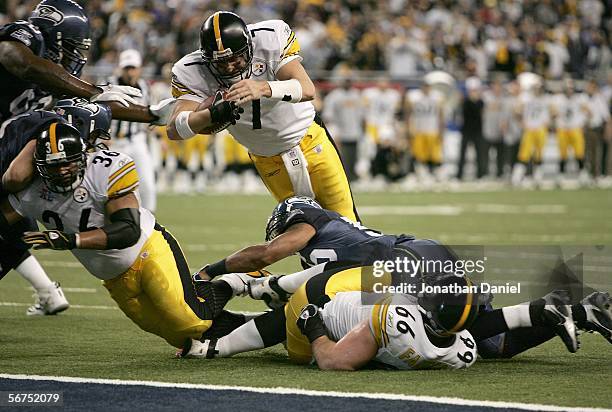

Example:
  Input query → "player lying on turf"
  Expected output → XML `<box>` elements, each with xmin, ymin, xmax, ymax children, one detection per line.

<box><xmin>193</xmin><ymin>196</ymin><xmax>612</xmax><ymax>359</ymax></box>
<box><xmin>0</xmin><ymin>122</ymin><xmax>246</xmax><ymax>348</ymax></box>
<box><xmin>182</xmin><ymin>263</ymin><xmax>610</xmax><ymax>370</ymax></box>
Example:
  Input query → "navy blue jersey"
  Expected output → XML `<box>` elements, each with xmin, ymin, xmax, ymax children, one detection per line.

<box><xmin>280</xmin><ymin>205</ymin><xmax>404</xmax><ymax>267</ymax></box>
<box><xmin>0</xmin><ymin>22</ymin><xmax>52</xmax><ymax>123</ymax></box>
<box><xmin>0</xmin><ymin>110</ymin><xmax>65</xmax><ymax>194</ymax></box>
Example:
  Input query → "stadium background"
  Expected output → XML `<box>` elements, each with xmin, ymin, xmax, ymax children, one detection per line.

<box><xmin>1</xmin><ymin>1</ymin><xmax>611</xmax><ymax>411</ymax></box>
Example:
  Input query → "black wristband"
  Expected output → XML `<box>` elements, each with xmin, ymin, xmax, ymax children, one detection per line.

<box><xmin>205</xmin><ymin>259</ymin><xmax>228</xmax><ymax>278</ymax></box>
<box><xmin>304</xmin><ymin>318</ymin><xmax>328</xmax><ymax>343</ymax></box>
<box><xmin>66</xmin><ymin>233</ymin><xmax>77</xmax><ymax>249</ymax></box>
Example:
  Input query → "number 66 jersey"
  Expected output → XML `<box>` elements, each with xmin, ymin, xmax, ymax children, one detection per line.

<box><xmin>9</xmin><ymin>150</ymin><xmax>155</xmax><ymax>280</ymax></box>
<box><xmin>320</xmin><ymin>291</ymin><xmax>477</xmax><ymax>370</ymax></box>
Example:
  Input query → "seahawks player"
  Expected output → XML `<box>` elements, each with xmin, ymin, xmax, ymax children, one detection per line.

<box><xmin>0</xmin><ymin>122</ymin><xmax>243</xmax><ymax>348</ymax></box>
<box><xmin>0</xmin><ymin>0</ymin><xmax>173</xmax><ymax>127</ymax></box>
<box><xmin>1</xmin><ymin>100</ymin><xmax>111</xmax><ymax>315</ymax></box>
<box><xmin>0</xmin><ymin>110</ymin><xmax>70</xmax><ymax>315</ymax></box>
<box><xmin>193</xmin><ymin>196</ymin><xmax>610</xmax><ymax>358</ymax></box>
<box><xmin>168</xmin><ymin>11</ymin><xmax>359</xmax><ymax>221</ymax></box>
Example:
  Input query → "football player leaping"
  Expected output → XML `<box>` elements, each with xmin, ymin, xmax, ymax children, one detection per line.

<box><xmin>0</xmin><ymin>122</ymin><xmax>245</xmax><ymax>348</ymax></box>
<box><xmin>189</xmin><ymin>196</ymin><xmax>611</xmax><ymax>360</ymax></box>
<box><xmin>167</xmin><ymin>11</ymin><xmax>359</xmax><ymax>221</ymax></box>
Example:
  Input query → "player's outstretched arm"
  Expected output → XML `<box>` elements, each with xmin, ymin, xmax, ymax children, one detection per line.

<box><xmin>199</xmin><ymin>223</ymin><xmax>315</xmax><ymax>279</ymax></box>
<box><xmin>1</xmin><ymin>140</ymin><xmax>36</xmax><ymax>193</ymax></box>
<box><xmin>0</xmin><ymin>41</ymin><xmax>159</xmax><ymax>124</ymax></box>
<box><xmin>298</xmin><ymin>305</ymin><xmax>378</xmax><ymax>371</ymax></box>
<box><xmin>23</xmin><ymin>193</ymin><xmax>141</xmax><ymax>251</ymax></box>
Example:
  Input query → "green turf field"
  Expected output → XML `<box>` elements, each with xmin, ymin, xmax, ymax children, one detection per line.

<box><xmin>1</xmin><ymin>189</ymin><xmax>611</xmax><ymax>409</ymax></box>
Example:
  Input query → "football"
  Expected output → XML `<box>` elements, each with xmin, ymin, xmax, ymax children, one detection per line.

<box><xmin>195</xmin><ymin>92</ymin><xmax>232</xmax><ymax>135</ymax></box>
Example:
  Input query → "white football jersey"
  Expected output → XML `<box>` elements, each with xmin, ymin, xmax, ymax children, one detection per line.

<box><xmin>9</xmin><ymin>150</ymin><xmax>155</xmax><ymax>280</ymax></box>
<box><xmin>520</xmin><ymin>92</ymin><xmax>550</xmax><ymax>130</ymax></box>
<box><xmin>362</xmin><ymin>87</ymin><xmax>401</xmax><ymax>127</ymax></box>
<box><xmin>171</xmin><ymin>20</ymin><xmax>316</xmax><ymax>156</ymax></box>
<box><xmin>406</xmin><ymin>89</ymin><xmax>443</xmax><ymax>134</ymax></box>
<box><xmin>551</xmin><ymin>93</ymin><xmax>588</xmax><ymax>130</ymax></box>
<box><xmin>320</xmin><ymin>291</ymin><xmax>477</xmax><ymax>370</ymax></box>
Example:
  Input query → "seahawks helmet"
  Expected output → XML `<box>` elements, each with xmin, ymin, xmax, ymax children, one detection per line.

<box><xmin>200</xmin><ymin>11</ymin><xmax>253</xmax><ymax>87</ymax></box>
<box><xmin>29</xmin><ymin>0</ymin><xmax>91</xmax><ymax>76</ymax></box>
<box><xmin>418</xmin><ymin>275</ymin><xmax>480</xmax><ymax>336</ymax></box>
<box><xmin>265</xmin><ymin>196</ymin><xmax>322</xmax><ymax>241</ymax></box>
<box><xmin>35</xmin><ymin>122</ymin><xmax>87</xmax><ymax>193</ymax></box>
<box><xmin>54</xmin><ymin>98</ymin><xmax>111</xmax><ymax>149</ymax></box>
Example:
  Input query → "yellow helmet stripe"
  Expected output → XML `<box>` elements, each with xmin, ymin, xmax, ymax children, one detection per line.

<box><xmin>213</xmin><ymin>12</ymin><xmax>224</xmax><ymax>51</ymax></box>
<box><xmin>49</xmin><ymin>122</ymin><xmax>59</xmax><ymax>154</ymax></box>
<box><xmin>448</xmin><ymin>278</ymin><xmax>474</xmax><ymax>333</ymax></box>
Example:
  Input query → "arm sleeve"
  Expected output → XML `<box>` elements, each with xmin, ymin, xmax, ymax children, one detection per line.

<box><xmin>283</xmin><ymin>207</ymin><xmax>332</xmax><ymax>233</ymax></box>
<box><xmin>275</xmin><ymin>21</ymin><xmax>302</xmax><ymax>73</ymax></box>
<box><xmin>106</xmin><ymin>154</ymin><xmax>140</xmax><ymax>199</ymax></box>
<box><xmin>0</xmin><ymin>22</ymin><xmax>45</xmax><ymax>56</ymax></box>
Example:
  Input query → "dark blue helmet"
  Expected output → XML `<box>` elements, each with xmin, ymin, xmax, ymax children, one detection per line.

<box><xmin>53</xmin><ymin>98</ymin><xmax>111</xmax><ymax>149</ymax></box>
<box><xmin>265</xmin><ymin>196</ymin><xmax>322</xmax><ymax>241</ymax></box>
<box><xmin>28</xmin><ymin>0</ymin><xmax>91</xmax><ymax>77</ymax></box>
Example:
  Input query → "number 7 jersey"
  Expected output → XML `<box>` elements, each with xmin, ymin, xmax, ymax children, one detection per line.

<box><xmin>171</xmin><ymin>19</ymin><xmax>316</xmax><ymax>156</ymax></box>
<box><xmin>9</xmin><ymin>150</ymin><xmax>155</xmax><ymax>280</ymax></box>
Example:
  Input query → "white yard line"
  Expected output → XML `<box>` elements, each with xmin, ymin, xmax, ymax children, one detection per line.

<box><xmin>0</xmin><ymin>302</ymin><xmax>118</xmax><ymax>310</ymax></box>
<box><xmin>0</xmin><ymin>374</ymin><xmax>608</xmax><ymax>412</ymax></box>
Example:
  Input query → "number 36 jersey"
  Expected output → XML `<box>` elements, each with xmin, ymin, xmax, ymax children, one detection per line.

<box><xmin>9</xmin><ymin>150</ymin><xmax>155</xmax><ymax>280</ymax></box>
<box><xmin>171</xmin><ymin>20</ymin><xmax>316</xmax><ymax>156</ymax></box>
<box><xmin>320</xmin><ymin>292</ymin><xmax>477</xmax><ymax>370</ymax></box>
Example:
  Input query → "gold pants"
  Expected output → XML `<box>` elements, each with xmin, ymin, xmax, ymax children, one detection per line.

<box><xmin>557</xmin><ymin>128</ymin><xmax>585</xmax><ymax>160</ymax></box>
<box><xmin>103</xmin><ymin>226</ymin><xmax>212</xmax><ymax>348</ymax></box>
<box><xmin>249</xmin><ymin>121</ymin><xmax>358</xmax><ymax>222</ymax></box>
<box><xmin>284</xmin><ymin>266</ymin><xmax>391</xmax><ymax>363</ymax></box>
<box><xmin>518</xmin><ymin>128</ymin><xmax>547</xmax><ymax>163</ymax></box>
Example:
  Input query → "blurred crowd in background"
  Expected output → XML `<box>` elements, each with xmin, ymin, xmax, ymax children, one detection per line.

<box><xmin>2</xmin><ymin>0</ymin><xmax>610</xmax><ymax>80</ymax></box>
<box><xmin>1</xmin><ymin>0</ymin><xmax>611</xmax><ymax>193</ymax></box>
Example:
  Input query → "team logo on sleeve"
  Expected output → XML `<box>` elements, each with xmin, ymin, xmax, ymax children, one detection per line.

<box><xmin>10</xmin><ymin>29</ymin><xmax>33</xmax><ymax>46</ymax></box>
<box><xmin>73</xmin><ymin>186</ymin><xmax>89</xmax><ymax>203</ymax></box>
<box><xmin>252</xmin><ymin>61</ymin><xmax>267</xmax><ymax>76</ymax></box>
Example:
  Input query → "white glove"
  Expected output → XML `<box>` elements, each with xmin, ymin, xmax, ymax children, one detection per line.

<box><xmin>148</xmin><ymin>97</ymin><xmax>176</xmax><ymax>126</ymax></box>
<box><xmin>90</xmin><ymin>84</ymin><xmax>143</xmax><ymax>107</ymax></box>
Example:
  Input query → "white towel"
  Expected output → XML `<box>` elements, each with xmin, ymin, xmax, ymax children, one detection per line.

<box><xmin>281</xmin><ymin>145</ymin><xmax>315</xmax><ymax>199</ymax></box>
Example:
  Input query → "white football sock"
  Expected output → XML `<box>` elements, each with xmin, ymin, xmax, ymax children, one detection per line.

<box><xmin>15</xmin><ymin>256</ymin><xmax>54</xmax><ymax>292</ymax></box>
<box><xmin>277</xmin><ymin>264</ymin><xmax>327</xmax><ymax>293</ymax></box>
<box><xmin>502</xmin><ymin>304</ymin><xmax>532</xmax><ymax>329</ymax></box>
<box><xmin>216</xmin><ymin>320</ymin><xmax>264</xmax><ymax>357</ymax></box>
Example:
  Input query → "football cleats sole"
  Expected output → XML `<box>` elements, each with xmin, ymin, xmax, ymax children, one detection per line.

<box><xmin>541</xmin><ymin>290</ymin><xmax>579</xmax><ymax>353</ymax></box>
<box><xmin>248</xmin><ymin>276</ymin><xmax>290</xmax><ymax>309</ymax></box>
<box><xmin>581</xmin><ymin>291</ymin><xmax>612</xmax><ymax>344</ymax></box>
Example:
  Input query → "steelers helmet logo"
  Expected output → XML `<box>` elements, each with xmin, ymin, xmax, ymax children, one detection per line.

<box><xmin>252</xmin><ymin>61</ymin><xmax>267</xmax><ymax>76</ymax></box>
<box><xmin>73</xmin><ymin>186</ymin><xmax>89</xmax><ymax>203</ymax></box>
